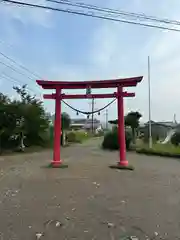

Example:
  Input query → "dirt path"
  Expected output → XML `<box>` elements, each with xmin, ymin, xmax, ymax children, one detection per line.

<box><xmin>0</xmin><ymin>138</ymin><xmax>180</xmax><ymax>239</ymax></box>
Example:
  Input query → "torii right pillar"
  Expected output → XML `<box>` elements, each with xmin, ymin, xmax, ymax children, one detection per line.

<box><xmin>117</xmin><ymin>86</ymin><xmax>128</xmax><ymax>166</ymax></box>
<box><xmin>110</xmin><ymin>86</ymin><xmax>134</xmax><ymax>171</ymax></box>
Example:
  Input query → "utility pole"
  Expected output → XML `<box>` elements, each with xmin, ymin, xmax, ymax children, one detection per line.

<box><xmin>148</xmin><ymin>56</ymin><xmax>152</xmax><ymax>148</ymax></box>
<box><xmin>174</xmin><ymin>113</ymin><xmax>177</xmax><ymax>124</ymax></box>
<box><xmin>105</xmin><ymin>109</ymin><xmax>108</xmax><ymax>130</ymax></box>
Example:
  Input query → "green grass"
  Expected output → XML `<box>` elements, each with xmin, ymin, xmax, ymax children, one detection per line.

<box><xmin>136</xmin><ymin>142</ymin><xmax>180</xmax><ymax>158</ymax></box>
<box><xmin>67</xmin><ymin>130</ymin><xmax>92</xmax><ymax>143</ymax></box>
<box><xmin>137</xmin><ymin>143</ymin><xmax>180</xmax><ymax>154</ymax></box>
<box><xmin>74</xmin><ymin>131</ymin><xmax>90</xmax><ymax>143</ymax></box>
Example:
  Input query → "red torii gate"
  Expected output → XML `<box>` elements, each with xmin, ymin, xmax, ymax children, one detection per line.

<box><xmin>37</xmin><ymin>76</ymin><xmax>143</xmax><ymax>169</ymax></box>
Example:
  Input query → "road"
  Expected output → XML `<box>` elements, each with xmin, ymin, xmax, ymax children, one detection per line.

<box><xmin>0</xmin><ymin>138</ymin><xmax>180</xmax><ymax>239</ymax></box>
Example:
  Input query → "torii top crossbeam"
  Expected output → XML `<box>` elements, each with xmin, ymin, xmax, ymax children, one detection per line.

<box><xmin>36</xmin><ymin>76</ymin><xmax>143</xmax><ymax>89</ymax></box>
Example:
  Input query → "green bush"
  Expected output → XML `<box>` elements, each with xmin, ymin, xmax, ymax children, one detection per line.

<box><xmin>0</xmin><ymin>86</ymin><xmax>50</xmax><ymax>153</ymax></box>
<box><xmin>67</xmin><ymin>131</ymin><xmax>89</xmax><ymax>143</ymax></box>
<box><xmin>49</xmin><ymin>125</ymin><xmax>64</xmax><ymax>146</ymax></box>
<box><xmin>102</xmin><ymin>131</ymin><xmax>119</xmax><ymax>150</ymax></box>
<box><xmin>126</xmin><ymin>131</ymin><xmax>132</xmax><ymax>150</ymax></box>
<box><xmin>67</xmin><ymin>131</ymin><xmax>77</xmax><ymax>142</ymax></box>
<box><xmin>49</xmin><ymin>125</ymin><xmax>54</xmax><ymax>144</ymax></box>
<box><xmin>171</xmin><ymin>132</ymin><xmax>180</xmax><ymax>146</ymax></box>
<box><xmin>102</xmin><ymin>128</ymin><xmax>132</xmax><ymax>150</ymax></box>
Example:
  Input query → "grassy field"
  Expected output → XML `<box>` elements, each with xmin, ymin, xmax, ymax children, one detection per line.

<box><xmin>67</xmin><ymin>130</ymin><xmax>93</xmax><ymax>143</ymax></box>
<box><xmin>138</xmin><ymin>143</ymin><xmax>180</xmax><ymax>154</ymax></box>
<box><xmin>135</xmin><ymin>138</ymin><xmax>180</xmax><ymax>158</ymax></box>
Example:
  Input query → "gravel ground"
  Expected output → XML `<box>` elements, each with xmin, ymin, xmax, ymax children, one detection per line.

<box><xmin>0</xmin><ymin>138</ymin><xmax>180</xmax><ymax>239</ymax></box>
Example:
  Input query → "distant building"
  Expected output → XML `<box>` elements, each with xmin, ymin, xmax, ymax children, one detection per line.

<box><xmin>70</xmin><ymin>118</ymin><xmax>102</xmax><ymax>132</ymax></box>
<box><xmin>139</xmin><ymin>121</ymin><xmax>180</xmax><ymax>141</ymax></box>
<box><xmin>50</xmin><ymin>114</ymin><xmax>102</xmax><ymax>132</ymax></box>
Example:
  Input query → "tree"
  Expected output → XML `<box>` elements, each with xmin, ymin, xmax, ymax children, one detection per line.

<box><xmin>102</xmin><ymin>128</ymin><xmax>132</xmax><ymax>150</ymax></box>
<box><xmin>125</xmin><ymin>111</ymin><xmax>142</xmax><ymax>143</ymax></box>
<box><xmin>13</xmin><ymin>85</ymin><xmax>50</xmax><ymax>148</ymax></box>
<box><xmin>108</xmin><ymin>111</ymin><xmax>142</xmax><ymax>142</ymax></box>
<box><xmin>61</xmin><ymin>112</ymin><xmax>71</xmax><ymax>146</ymax></box>
<box><xmin>171</xmin><ymin>132</ymin><xmax>180</xmax><ymax>146</ymax></box>
<box><xmin>0</xmin><ymin>85</ymin><xmax>51</xmax><ymax>153</ymax></box>
<box><xmin>0</xmin><ymin>93</ymin><xmax>11</xmax><ymax>152</ymax></box>
<box><xmin>61</xmin><ymin>112</ymin><xmax>71</xmax><ymax>130</ymax></box>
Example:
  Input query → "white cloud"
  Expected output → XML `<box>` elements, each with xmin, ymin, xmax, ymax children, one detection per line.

<box><xmin>2</xmin><ymin>0</ymin><xmax>180</xmax><ymax>122</ymax></box>
<box><xmin>43</xmin><ymin>0</ymin><xmax>180</xmax><ymax>122</ymax></box>
<box><xmin>0</xmin><ymin>0</ymin><xmax>53</xmax><ymax>27</ymax></box>
<box><xmin>84</xmin><ymin>0</ymin><xmax>180</xmax><ymax>122</ymax></box>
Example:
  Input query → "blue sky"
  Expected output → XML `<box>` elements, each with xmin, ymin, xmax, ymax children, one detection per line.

<box><xmin>1</xmin><ymin>0</ymin><xmax>180</xmax><ymax>123</ymax></box>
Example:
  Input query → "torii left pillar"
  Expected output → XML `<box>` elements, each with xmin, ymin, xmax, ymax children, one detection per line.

<box><xmin>117</xmin><ymin>86</ymin><xmax>128</xmax><ymax>166</ymax></box>
<box><xmin>50</xmin><ymin>88</ymin><xmax>68</xmax><ymax>168</ymax></box>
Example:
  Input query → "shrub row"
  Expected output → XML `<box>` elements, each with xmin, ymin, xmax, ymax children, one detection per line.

<box><xmin>136</xmin><ymin>148</ymin><xmax>180</xmax><ymax>159</ymax></box>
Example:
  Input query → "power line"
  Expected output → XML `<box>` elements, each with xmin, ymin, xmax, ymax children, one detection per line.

<box><xmin>0</xmin><ymin>60</ymin><xmax>42</xmax><ymax>94</ymax></box>
<box><xmin>0</xmin><ymin>43</ymin><xmax>102</xmax><ymax>110</ymax></box>
<box><xmin>1</xmin><ymin>72</ymin><xmax>43</xmax><ymax>102</ymax></box>
<box><xmin>47</xmin><ymin>0</ymin><xmax>180</xmax><ymax>26</ymax></box>
<box><xmin>0</xmin><ymin>39</ymin><xmax>43</xmax><ymax>80</ymax></box>
<box><xmin>0</xmin><ymin>43</ymin><xmax>43</xmax><ymax>97</ymax></box>
<box><xmin>0</xmin><ymin>39</ymin><xmax>44</xmax><ymax>95</ymax></box>
<box><xmin>2</xmin><ymin>0</ymin><xmax>180</xmax><ymax>32</ymax></box>
<box><xmin>0</xmin><ymin>50</ymin><xmax>42</xmax><ymax>79</ymax></box>
<box><xmin>1</xmin><ymin>73</ymin><xmax>37</xmax><ymax>93</ymax></box>
<box><xmin>2</xmin><ymin>72</ymin><xmax>39</xmax><ymax>93</ymax></box>
<box><xmin>2</xmin><ymin>72</ymin><xmax>27</xmax><ymax>86</ymax></box>
<box><xmin>0</xmin><ymin>60</ymin><xmax>37</xmax><ymax>83</ymax></box>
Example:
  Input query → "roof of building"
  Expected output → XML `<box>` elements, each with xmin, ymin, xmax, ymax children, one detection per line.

<box><xmin>71</xmin><ymin>118</ymin><xmax>100</xmax><ymax>124</ymax></box>
<box><xmin>70</xmin><ymin>124</ymin><xmax>85</xmax><ymax>128</ymax></box>
<box><xmin>144</xmin><ymin>121</ymin><xmax>178</xmax><ymax>128</ymax></box>
<box><xmin>109</xmin><ymin>120</ymin><xmax>180</xmax><ymax>129</ymax></box>
<box><xmin>71</xmin><ymin>118</ymin><xmax>87</xmax><ymax>124</ymax></box>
